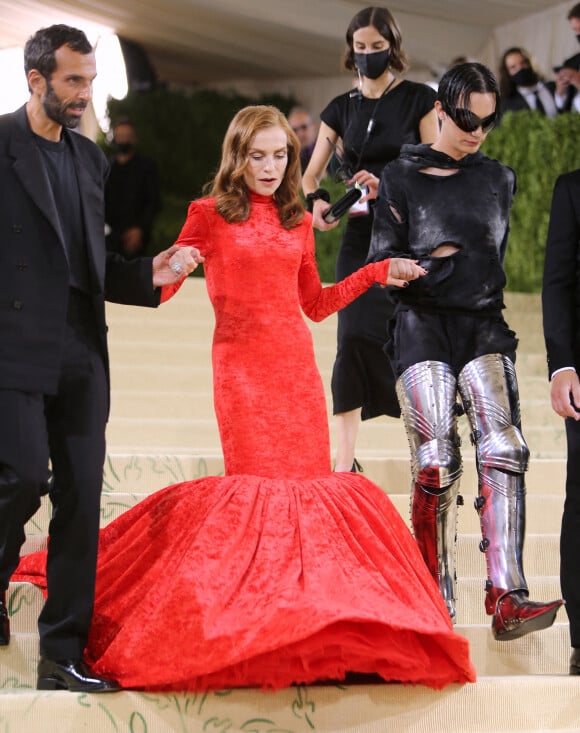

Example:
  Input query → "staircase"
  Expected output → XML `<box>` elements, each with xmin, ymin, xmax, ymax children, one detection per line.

<box><xmin>2</xmin><ymin>279</ymin><xmax>579</xmax><ymax>733</ymax></box>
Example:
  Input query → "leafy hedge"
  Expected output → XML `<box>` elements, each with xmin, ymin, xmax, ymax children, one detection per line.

<box><xmin>483</xmin><ymin>111</ymin><xmax>580</xmax><ymax>292</ymax></box>
<box><xmin>103</xmin><ymin>90</ymin><xmax>580</xmax><ymax>292</ymax></box>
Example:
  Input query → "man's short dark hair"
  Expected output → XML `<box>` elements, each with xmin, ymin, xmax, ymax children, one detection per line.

<box><xmin>568</xmin><ymin>3</ymin><xmax>580</xmax><ymax>20</ymax></box>
<box><xmin>24</xmin><ymin>24</ymin><xmax>93</xmax><ymax>81</ymax></box>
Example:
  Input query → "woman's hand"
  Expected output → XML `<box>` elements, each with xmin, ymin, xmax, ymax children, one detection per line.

<box><xmin>386</xmin><ymin>258</ymin><xmax>426</xmax><ymax>288</ymax></box>
<box><xmin>152</xmin><ymin>245</ymin><xmax>204</xmax><ymax>287</ymax></box>
<box><xmin>350</xmin><ymin>169</ymin><xmax>379</xmax><ymax>202</ymax></box>
<box><xmin>311</xmin><ymin>198</ymin><xmax>340</xmax><ymax>231</ymax></box>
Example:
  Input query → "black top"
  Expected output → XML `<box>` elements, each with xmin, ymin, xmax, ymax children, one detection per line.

<box><xmin>320</xmin><ymin>80</ymin><xmax>436</xmax><ymax>178</ymax></box>
<box><xmin>35</xmin><ymin>133</ymin><xmax>91</xmax><ymax>294</ymax></box>
<box><xmin>368</xmin><ymin>143</ymin><xmax>516</xmax><ymax>314</ymax></box>
<box><xmin>105</xmin><ymin>153</ymin><xmax>160</xmax><ymax>244</ymax></box>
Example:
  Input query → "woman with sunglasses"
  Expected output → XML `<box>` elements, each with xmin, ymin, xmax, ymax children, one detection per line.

<box><xmin>302</xmin><ymin>6</ymin><xmax>437</xmax><ymax>473</ymax></box>
<box><xmin>368</xmin><ymin>61</ymin><xmax>563</xmax><ymax>639</ymax></box>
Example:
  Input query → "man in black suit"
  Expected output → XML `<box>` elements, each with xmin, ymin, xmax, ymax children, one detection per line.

<box><xmin>554</xmin><ymin>3</ymin><xmax>580</xmax><ymax>112</ymax></box>
<box><xmin>542</xmin><ymin>168</ymin><xmax>580</xmax><ymax>675</ymax></box>
<box><xmin>0</xmin><ymin>25</ymin><xmax>200</xmax><ymax>692</ymax></box>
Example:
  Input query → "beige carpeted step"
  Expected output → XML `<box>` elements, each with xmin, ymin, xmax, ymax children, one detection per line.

<box><xmin>1</xmin><ymin>676</ymin><xmax>579</xmax><ymax>733</ymax></box>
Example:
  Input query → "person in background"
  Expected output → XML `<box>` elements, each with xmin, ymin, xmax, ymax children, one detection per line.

<box><xmin>105</xmin><ymin>118</ymin><xmax>161</xmax><ymax>258</ymax></box>
<box><xmin>303</xmin><ymin>5</ymin><xmax>438</xmax><ymax>473</ymax></box>
<box><xmin>368</xmin><ymin>61</ymin><xmax>563</xmax><ymax>639</ymax></box>
<box><xmin>554</xmin><ymin>3</ymin><xmax>580</xmax><ymax>113</ymax></box>
<box><xmin>0</xmin><ymin>23</ymin><xmax>199</xmax><ymax>693</ymax></box>
<box><xmin>542</xmin><ymin>168</ymin><xmax>580</xmax><ymax>674</ymax></box>
<box><xmin>287</xmin><ymin>106</ymin><xmax>318</xmax><ymax>172</ymax></box>
<box><xmin>499</xmin><ymin>47</ymin><xmax>559</xmax><ymax>118</ymax></box>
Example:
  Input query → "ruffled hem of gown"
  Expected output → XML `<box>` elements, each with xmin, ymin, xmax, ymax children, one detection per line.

<box><xmin>14</xmin><ymin>472</ymin><xmax>475</xmax><ymax>691</ymax></box>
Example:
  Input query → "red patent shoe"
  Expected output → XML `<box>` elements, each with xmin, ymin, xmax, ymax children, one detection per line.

<box><xmin>491</xmin><ymin>590</ymin><xmax>564</xmax><ymax>641</ymax></box>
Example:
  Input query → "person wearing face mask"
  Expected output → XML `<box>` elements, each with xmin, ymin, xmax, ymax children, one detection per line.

<box><xmin>554</xmin><ymin>3</ymin><xmax>580</xmax><ymax>113</ymax></box>
<box><xmin>105</xmin><ymin>118</ymin><xmax>161</xmax><ymax>258</ymax></box>
<box><xmin>303</xmin><ymin>6</ymin><xmax>437</xmax><ymax>474</ymax></box>
<box><xmin>499</xmin><ymin>47</ymin><xmax>558</xmax><ymax>118</ymax></box>
<box><xmin>367</xmin><ymin>61</ymin><xmax>564</xmax><ymax>639</ymax></box>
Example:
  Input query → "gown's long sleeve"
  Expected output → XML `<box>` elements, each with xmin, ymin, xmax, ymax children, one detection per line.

<box><xmin>299</xmin><ymin>225</ymin><xmax>390</xmax><ymax>322</ymax></box>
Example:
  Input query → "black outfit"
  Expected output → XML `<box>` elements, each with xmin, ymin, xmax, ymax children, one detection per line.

<box><xmin>500</xmin><ymin>81</ymin><xmax>558</xmax><ymax>117</ymax></box>
<box><xmin>105</xmin><ymin>152</ymin><xmax>160</xmax><ymax>257</ymax></box>
<box><xmin>320</xmin><ymin>80</ymin><xmax>435</xmax><ymax>418</ymax></box>
<box><xmin>368</xmin><ymin>143</ymin><xmax>518</xmax><ymax>374</ymax></box>
<box><xmin>0</xmin><ymin>105</ymin><xmax>160</xmax><ymax>661</ymax></box>
<box><xmin>542</xmin><ymin>168</ymin><xmax>580</xmax><ymax>648</ymax></box>
<box><xmin>559</xmin><ymin>52</ymin><xmax>580</xmax><ymax>113</ymax></box>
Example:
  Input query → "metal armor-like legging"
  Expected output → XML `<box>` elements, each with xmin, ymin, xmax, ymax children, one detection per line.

<box><xmin>397</xmin><ymin>354</ymin><xmax>563</xmax><ymax>639</ymax></box>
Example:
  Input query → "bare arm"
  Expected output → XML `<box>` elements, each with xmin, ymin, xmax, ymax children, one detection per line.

<box><xmin>302</xmin><ymin>121</ymin><xmax>339</xmax><ymax>232</ymax></box>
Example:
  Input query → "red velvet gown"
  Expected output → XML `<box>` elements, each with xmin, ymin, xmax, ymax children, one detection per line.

<box><xmin>15</xmin><ymin>194</ymin><xmax>475</xmax><ymax>690</ymax></box>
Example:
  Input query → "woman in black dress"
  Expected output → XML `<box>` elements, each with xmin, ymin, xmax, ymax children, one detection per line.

<box><xmin>302</xmin><ymin>6</ymin><xmax>437</xmax><ymax>472</ymax></box>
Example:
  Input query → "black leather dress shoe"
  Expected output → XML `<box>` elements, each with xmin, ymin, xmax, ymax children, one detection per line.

<box><xmin>0</xmin><ymin>591</ymin><xmax>9</xmax><ymax>646</ymax></box>
<box><xmin>570</xmin><ymin>648</ymin><xmax>580</xmax><ymax>675</ymax></box>
<box><xmin>37</xmin><ymin>658</ymin><xmax>121</xmax><ymax>692</ymax></box>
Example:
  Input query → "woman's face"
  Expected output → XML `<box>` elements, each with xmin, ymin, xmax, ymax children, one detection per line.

<box><xmin>352</xmin><ymin>25</ymin><xmax>390</xmax><ymax>57</ymax></box>
<box><xmin>437</xmin><ymin>91</ymin><xmax>496</xmax><ymax>159</ymax></box>
<box><xmin>504</xmin><ymin>52</ymin><xmax>529</xmax><ymax>77</ymax></box>
<box><xmin>243</xmin><ymin>125</ymin><xmax>288</xmax><ymax>196</ymax></box>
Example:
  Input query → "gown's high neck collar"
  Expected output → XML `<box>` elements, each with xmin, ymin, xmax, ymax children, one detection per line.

<box><xmin>249</xmin><ymin>191</ymin><xmax>275</xmax><ymax>205</ymax></box>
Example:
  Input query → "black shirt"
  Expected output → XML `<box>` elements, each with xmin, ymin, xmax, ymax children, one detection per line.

<box><xmin>35</xmin><ymin>133</ymin><xmax>91</xmax><ymax>294</ymax></box>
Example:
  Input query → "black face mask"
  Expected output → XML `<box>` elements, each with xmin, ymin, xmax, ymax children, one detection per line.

<box><xmin>114</xmin><ymin>142</ymin><xmax>135</xmax><ymax>155</ymax></box>
<box><xmin>354</xmin><ymin>49</ymin><xmax>390</xmax><ymax>80</ymax></box>
<box><xmin>510</xmin><ymin>67</ymin><xmax>538</xmax><ymax>87</ymax></box>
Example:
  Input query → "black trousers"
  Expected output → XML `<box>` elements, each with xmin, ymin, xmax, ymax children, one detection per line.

<box><xmin>0</xmin><ymin>290</ymin><xmax>107</xmax><ymax>659</ymax></box>
<box><xmin>562</xmin><ymin>417</ymin><xmax>580</xmax><ymax>648</ymax></box>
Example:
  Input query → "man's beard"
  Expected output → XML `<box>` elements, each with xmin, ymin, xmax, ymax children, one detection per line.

<box><xmin>42</xmin><ymin>79</ymin><xmax>87</xmax><ymax>129</ymax></box>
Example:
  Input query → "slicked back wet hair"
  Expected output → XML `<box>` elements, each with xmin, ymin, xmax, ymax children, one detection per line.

<box><xmin>437</xmin><ymin>62</ymin><xmax>500</xmax><ymax>113</ymax></box>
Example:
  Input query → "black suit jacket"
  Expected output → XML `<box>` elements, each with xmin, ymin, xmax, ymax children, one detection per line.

<box><xmin>0</xmin><ymin>105</ymin><xmax>159</xmax><ymax>396</ymax></box>
<box><xmin>542</xmin><ymin>169</ymin><xmax>580</xmax><ymax>377</ymax></box>
<box><xmin>500</xmin><ymin>82</ymin><xmax>557</xmax><ymax>115</ymax></box>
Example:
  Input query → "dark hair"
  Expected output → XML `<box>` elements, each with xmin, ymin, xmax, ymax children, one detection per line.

<box><xmin>568</xmin><ymin>3</ymin><xmax>580</xmax><ymax>20</ymax></box>
<box><xmin>437</xmin><ymin>62</ymin><xmax>500</xmax><ymax>113</ymax></box>
<box><xmin>209</xmin><ymin>105</ymin><xmax>304</xmax><ymax>230</ymax></box>
<box><xmin>112</xmin><ymin>117</ymin><xmax>136</xmax><ymax>132</ymax></box>
<box><xmin>498</xmin><ymin>47</ymin><xmax>543</xmax><ymax>98</ymax></box>
<box><xmin>24</xmin><ymin>24</ymin><xmax>92</xmax><ymax>82</ymax></box>
<box><xmin>343</xmin><ymin>6</ymin><xmax>408</xmax><ymax>74</ymax></box>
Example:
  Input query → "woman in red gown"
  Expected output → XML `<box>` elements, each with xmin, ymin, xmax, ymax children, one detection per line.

<box><xmin>16</xmin><ymin>105</ymin><xmax>475</xmax><ymax>691</ymax></box>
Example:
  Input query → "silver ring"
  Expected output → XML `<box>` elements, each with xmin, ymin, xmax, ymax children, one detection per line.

<box><xmin>171</xmin><ymin>262</ymin><xmax>183</xmax><ymax>275</ymax></box>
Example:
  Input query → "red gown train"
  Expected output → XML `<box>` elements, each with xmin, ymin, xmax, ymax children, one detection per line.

<box><xmin>15</xmin><ymin>194</ymin><xmax>475</xmax><ymax>690</ymax></box>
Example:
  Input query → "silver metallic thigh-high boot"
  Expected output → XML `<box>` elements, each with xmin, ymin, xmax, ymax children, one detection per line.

<box><xmin>397</xmin><ymin>361</ymin><xmax>463</xmax><ymax>620</ymax></box>
<box><xmin>458</xmin><ymin>353</ymin><xmax>563</xmax><ymax>640</ymax></box>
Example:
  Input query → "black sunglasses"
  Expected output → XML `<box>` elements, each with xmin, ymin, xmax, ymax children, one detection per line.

<box><xmin>444</xmin><ymin>106</ymin><xmax>497</xmax><ymax>134</ymax></box>
<box><xmin>292</xmin><ymin>123</ymin><xmax>311</xmax><ymax>133</ymax></box>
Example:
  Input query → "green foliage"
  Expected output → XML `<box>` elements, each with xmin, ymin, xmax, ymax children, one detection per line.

<box><xmin>483</xmin><ymin>111</ymin><xmax>580</xmax><ymax>292</ymax></box>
